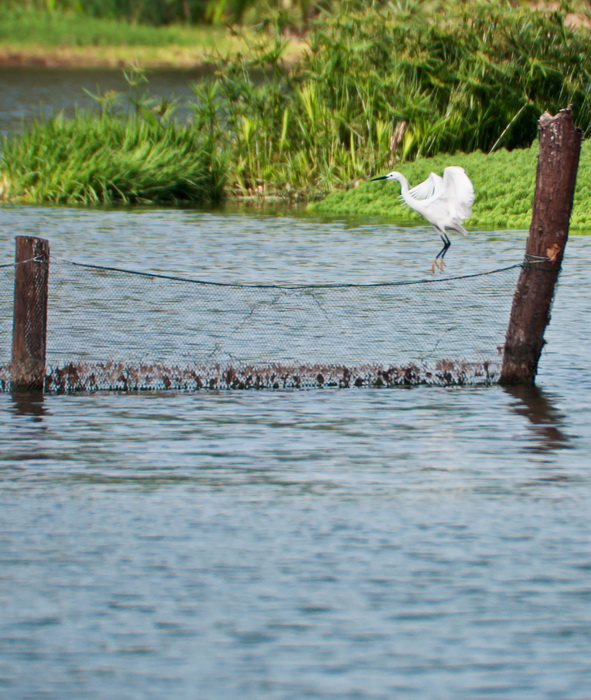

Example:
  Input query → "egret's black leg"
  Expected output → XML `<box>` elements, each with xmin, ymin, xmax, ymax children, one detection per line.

<box><xmin>435</xmin><ymin>233</ymin><xmax>451</xmax><ymax>260</ymax></box>
<box><xmin>442</xmin><ymin>233</ymin><xmax>451</xmax><ymax>259</ymax></box>
<box><xmin>432</xmin><ymin>233</ymin><xmax>451</xmax><ymax>273</ymax></box>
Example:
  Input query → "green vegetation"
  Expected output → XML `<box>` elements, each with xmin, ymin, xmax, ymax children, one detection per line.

<box><xmin>7</xmin><ymin>0</ymin><xmax>591</xmax><ymax>29</ymax></box>
<box><xmin>309</xmin><ymin>140</ymin><xmax>591</xmax><ymax>233</ymax></box>
<box><xmin>0</xmin><ymin>5</ymin><xmax>254</xmax><ymax>66</ymax></box>
<box><xmin>0</xmin><ymin>7</ymin><xmax>210</xmax><ymax>47</ymax></box>
<box><xmin>0</xmin><ymin>110</ymin><xmax>225</xmax><ymax>206</ymax></box>
<box><xmin>2</xmin><ymin>0</ymin><xmax>320</xmax><ymax>27</ymax></box>
<box><xmin>2</xmin><ymin>0</ymin><xmax>591</xmax><ymax>230</ymax></box>
<box><xmin>189</xmin><ymin>1</ymin><xmax>591</xmax><ymax>201</ymax></box>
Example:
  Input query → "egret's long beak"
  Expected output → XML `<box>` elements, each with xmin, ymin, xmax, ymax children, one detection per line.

<box><xmin>371</xmin><ymin>175</ymin><xmax>387</xmax><ymax>181</ymax></box>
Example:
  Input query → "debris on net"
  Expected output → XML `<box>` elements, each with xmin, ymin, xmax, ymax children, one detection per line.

<box><xmin>39</xmin><ymin>358</ymin><xmax>500</xmax><ymax>393</ymax></box>
<box><xmin>1</xmin><ymin>259</ymin><xmax>518</xmax><ymax>394</ymax></box>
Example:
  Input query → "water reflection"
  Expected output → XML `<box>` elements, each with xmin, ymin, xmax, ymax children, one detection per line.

<box><xmin>504</xmin><ymin>384</ymin><xmax>570</xmax><ymax>454</ymax></box>
<box><xmin>10</xmin><ymin>391</ymin><xmax>47</xmax><ymax>420</ymax></box>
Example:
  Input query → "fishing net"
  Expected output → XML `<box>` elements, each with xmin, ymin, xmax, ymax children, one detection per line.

<box><xmin>0</xmin><ymin>258</ymin><xmax>521</xmax><ymax>391</ymax></box>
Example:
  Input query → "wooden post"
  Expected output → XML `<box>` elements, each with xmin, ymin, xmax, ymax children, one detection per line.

<box><xmin>11</xmin><ymin>236</ymin><xmax>50</xmax><ymax>392</ymax></box>
<box><xmin>500</xmin><ymin>108</ymin><xmax>581</xmax><ymax>385</ymax></box>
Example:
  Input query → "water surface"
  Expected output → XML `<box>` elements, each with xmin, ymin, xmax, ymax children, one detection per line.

<box><xmin>1</xmin><ymin>204</ymin><xmax>591</xmax><ymax>698</ymax></box>
<box><xmin>2</xmin><ymin>68</ymin><xmax>591</xmax><ymax>698</ymax></box>
<box><xmin>0</xmin><ymin>66</ymin><xmax>203</xmax><ymax>135</ymax></box>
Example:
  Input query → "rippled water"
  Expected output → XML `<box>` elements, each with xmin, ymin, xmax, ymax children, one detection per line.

<box><xmin>2</xmin><ymin>203</ymin><xmax>591</xmax><ymax>698</ymax></box>
<box><xmin>2</xmin><ymin>70</ymin><xmax>591</xmax><ymax>699</ymax></box>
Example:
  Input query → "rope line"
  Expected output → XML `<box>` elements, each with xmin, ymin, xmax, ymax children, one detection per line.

<box><xmin>522</xmin><ymin>252</ymin><xmax>559</xmax><ymax>272</ymax></box>
<box><xmin>52</xmin><ymin>258</ymin><xmax>525</xmax><ymax>290</ymax></box>
<box><xmin>0</xmin><ymin>255</ymin><xmax>45</xmax><ymax>269</ymax></box>
<box><xmin>524</xmin><ymin>253</ymin><xmax>551</xmax><ymax>261</ymax></box>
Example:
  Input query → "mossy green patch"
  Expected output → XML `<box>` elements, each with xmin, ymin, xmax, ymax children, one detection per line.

<box><xmin>309</xmin><ymin>142</ymin><xmax>591</xmax><ymax>233</ymax></box>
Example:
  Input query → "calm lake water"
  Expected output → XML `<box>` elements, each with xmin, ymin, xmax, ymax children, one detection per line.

<box><xmin>2</xmin><ymin>70</ymin><xmax>591</xmax><ymax>699</ymax></box>
<box><xmin>0</xmin><ymin>66</ymin><xmax>203</xmax><ymax>136</ymax></box>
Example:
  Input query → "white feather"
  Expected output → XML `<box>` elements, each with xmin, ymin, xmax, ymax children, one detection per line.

<box><xmin>371</xmin><ymin>166</ymin><xmax>476</xmax><ymax>270</ymax></box>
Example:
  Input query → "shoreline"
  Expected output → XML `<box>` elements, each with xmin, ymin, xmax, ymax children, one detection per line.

<box><xmin>0</xmin><ymin>47</ymin><xmax>214</xmax><ymax>69</ymax></box>
<box><xmin>0</xmin><ymin>38</ymin><xmax>305</xmax><ymax>70</ymax></box>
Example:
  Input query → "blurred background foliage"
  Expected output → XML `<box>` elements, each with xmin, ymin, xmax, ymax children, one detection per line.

<box><xmin>188</xmin><ymin>0</ymin><xmax>591</xmax><ymax>197</ymax></box>
<box><xmin>5</xmin><ymin>0</ymin><xmax>591</xmax><ymax>28</ymax></box>
<box><xmin>2</xmin><ymin>0</ymin><xmax>326</xmax><ymax>26</ymax></box>
<box><xmin>3</xmin><ymin>0</ymin><xmax>591</xmax><ymax>211</ymax></box>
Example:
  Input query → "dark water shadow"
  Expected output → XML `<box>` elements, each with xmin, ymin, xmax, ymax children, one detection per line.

<box><xmin>10</xmin><ymin>391</ymin><xmax>47</xmax><ymax>421</ymax></box>
<box><xmin>503</xmin><ymin>384</ymin><xmax>571</xmax><ymax>455</ymax></box>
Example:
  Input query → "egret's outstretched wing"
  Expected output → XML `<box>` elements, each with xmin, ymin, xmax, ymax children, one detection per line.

<box><xmin>408</xmin><ymin>172</ymin><xmax>443</xmax><ymax>201</ymax></box>
<box><xmin>442</xmin><ymin>166</ymin><xmax>475</xmax><ymax>220</ymax></box>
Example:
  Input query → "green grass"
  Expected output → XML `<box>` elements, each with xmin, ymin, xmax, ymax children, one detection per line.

<box><xmin>3</xmin><ymin>0</ymin><xmax>591</xmax><ymax>226</ymax></box>
<box><xmin>0</xmin><ymin>6</ymin><xmax>307</xmax><ymax>67</ymax></box>
<box><xmin>0</xmin><ymin>8</ymin><xmax>207</xmax><ymax>46</ymax></box>
<box><xmin>308</xmin><ymin>141</ymin><xmax>591</xmax><ymax>233</ymax></box>
<box><xmin>0</xmin><ymin>111</ymin><xmax>226</xmax><ymax>206</ymax></box>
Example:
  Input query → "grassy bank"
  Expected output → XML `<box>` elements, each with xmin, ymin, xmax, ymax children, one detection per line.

<box><xmin>2</xmin><ymin>1</ymin><xmax>591</xmax><ymax>229</ymax></box>
<box><xmin>0</xmin><ymin>7</ymin><xmax>284</xmax><ymax>67</ymax></box>
<box><xmin>3</xmin><ymin>107</ymin><xmax>590</xmax><ymax>234</ymax></box>
<box><xmin>309</xmin><ymin>141</ymin><xmax>591</xmax><ymax>233</ymax></box>
<box><xmin>0</xmin><ymin>111</ymin><xmax>225</xmax><ymax>206</ymax></box>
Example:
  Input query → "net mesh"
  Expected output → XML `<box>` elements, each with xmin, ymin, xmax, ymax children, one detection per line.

<box><xmin>0</xmin><ymin>259</ymin><xmax>521</xmax><ymax>391</ymax></box>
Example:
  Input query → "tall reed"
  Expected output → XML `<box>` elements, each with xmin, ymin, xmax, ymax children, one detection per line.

<box><xmin>191</xmin><ymin>1</ymin><xmax>591</xmax><ymax>199</ymax></box>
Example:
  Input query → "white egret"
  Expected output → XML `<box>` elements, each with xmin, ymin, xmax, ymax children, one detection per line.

<box><xmin>371</xmin><ymin>166</ymin><xmax>475</xmax><ymax>272</ymax></box>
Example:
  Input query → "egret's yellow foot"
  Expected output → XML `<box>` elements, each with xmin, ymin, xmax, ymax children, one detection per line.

<box><xmin>431</xmin><ymin>258</ymin><xmax>446</xmax><ymax>274</ymax></box>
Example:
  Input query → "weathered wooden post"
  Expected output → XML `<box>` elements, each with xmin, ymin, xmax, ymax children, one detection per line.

<box><xmin>11</xmin><ymin>236</ymin><xmax>50</xmax><ymax>392</ymax></box>
<box><xmin>500</xmin><ymin>108</ymin><xmax>581</xmax><ymax>385</ymax></box>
